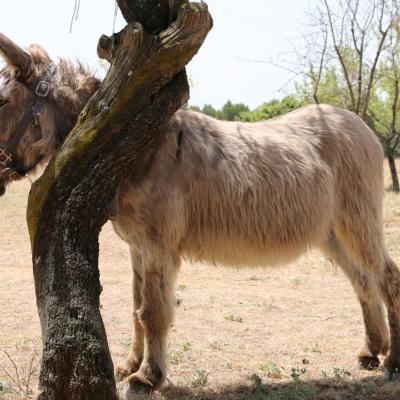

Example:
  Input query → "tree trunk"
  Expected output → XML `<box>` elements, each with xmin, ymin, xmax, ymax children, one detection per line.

<box><xmin>117</xmin><ymin>0</ymin><xmax>187</xmax><ymax>33</ymax></box>
<box><xmin>387</xmin><ymin>151</ymin><xmax>400</xmax><ymax>192</ymax></box>
<box><xmin>27</xmin><ymin>2</ymin><xmax>212</xmax><ymax>399</ymax></box>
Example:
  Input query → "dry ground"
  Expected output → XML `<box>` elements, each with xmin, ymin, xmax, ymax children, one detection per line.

<box><xmin>1</xmin><ymin>164</ymin><xmax>400</xmax><ymax>400</ymax></box>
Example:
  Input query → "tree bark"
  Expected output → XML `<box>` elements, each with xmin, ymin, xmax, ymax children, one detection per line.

<box><xmin>387</xmin><ymin>152</ymin><xmax>400</xmax><ymax>192</ymax></box>
<box><xmin>117</xmin><ymin>0</ymin><xmax>185</xmax><ymax>33</ymax></box>
<box><xmin>27</xmin><ymin>2</ymin><xmax>212</xmax><ymax>399</ymax></box>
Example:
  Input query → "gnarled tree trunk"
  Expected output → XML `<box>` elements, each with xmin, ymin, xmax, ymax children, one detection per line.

<box><xmin>27</xmin><ymin>2</ymin><xmax>212</xmax><ymax>399</ymax></box>
<box><xmin>387</xmin><ymin>151</ymin><xmax>400</xmax><ymax>192</ymax></box>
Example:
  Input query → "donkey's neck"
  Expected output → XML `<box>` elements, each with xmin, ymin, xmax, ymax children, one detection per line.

<box><xmin>48</xmin><ymin>60</ymin><xmax>100</xmax><ymax>148</ymax></box>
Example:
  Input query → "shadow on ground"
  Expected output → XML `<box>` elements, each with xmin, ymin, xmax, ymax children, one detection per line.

<box><xmin>157</xmin><ymin>374</ymin><xmax>400</xmax><ymax>400</ymax></box>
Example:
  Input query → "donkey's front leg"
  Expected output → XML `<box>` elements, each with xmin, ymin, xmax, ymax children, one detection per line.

<box><xmin>126</xmin><ymin>247</ymin><xmax>179</xmax><ymax>391</ymax></box>
<box><xmin>115</xmin><ymin>250</ymin><xmax>145</xmax><ymax>380</ymax></box>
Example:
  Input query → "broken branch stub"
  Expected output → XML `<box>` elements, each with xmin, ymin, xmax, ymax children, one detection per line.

<box><xmin>116</xmin><ymin>0</ymin><xmax>186</xmax><ymax>33</ymax></box>
<box><xmin>27</xmin><ymin>3</ymin><xmax>212</xmax><ymax>400</ymax></box>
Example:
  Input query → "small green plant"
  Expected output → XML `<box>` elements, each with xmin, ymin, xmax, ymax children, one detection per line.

<box><xmin>293</xmin><ymin>277</ymin><xmax>306</xmax><ymax>286</ymax></box>
<box><xmin>191</xmin><ymin>369</ymin><xmax>209</xmax><ymax>388</ymax></box>
<box><xmin>310</xmin><ymin>342</ymin><xmax>321</xmax><ymax>353</ymax></box>
<box><xmin>209</xmin><ymin>339</ymin><xmax>224</xmax><ymax>350</ymax></box>
<box><xmin>251</xmin><ymin>368</ymin><xmax>314</xmax><ymax>400</ymax></box>
<box><xmin>331</xmin><ymin>366</ymin><xmax>352</xmax><ymax>379</ymax></box>
<box><xmin>168</xmin><ymin>350</ymin><xmax>184</xmax><ymax>366</ymax></box>
<box><xmin>290</xmin><ymin>367</ymin><xmax>307</xmax><ymax>382</ymax></box>
<box><xmin>0</xmin><ymin>379</ymin><xmax>12</xmax><ymax>394</ymax></box>
<box><xmin>119</xmin><ymin>337</ymin><xmax>132</xmax><ymax>346</ymax></box>
<box><xmin>15</xmin><ymin>338</ymin><xmax>33</xmax><ymax>351</ymax></box>
<box><xmin>177</xmin><ymin>284</ymin><xmax>187</xmax><ymax>290</ymax></box>
<box><xmin>182</xmin><ymin>341</ymin><xmax>192</xmax><ymax>352</ymax></box>
<box><xmin>246</xmin><ymin>276</ymin><xmax>261</xmax><ymax>281</ymax></box>
<box><xmin>224</xmin><ymin>314</ymin><xmax>243</xmax><ymax>323</ymax></box>
<box><xmin>258</xmin><ymin>301</ymin><xmax>278</xmax><ymax>312</ymax></box>
<box><xmin>260</xmin><ymin>361</ymin><xmax>283</xmax><ymax>379</ymax></box>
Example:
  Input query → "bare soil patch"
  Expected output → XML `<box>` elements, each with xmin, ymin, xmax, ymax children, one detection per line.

<box><xmin>1</xmin><ymin>163</ymin><xmax>400</xmax><ymax>399</ymax></box>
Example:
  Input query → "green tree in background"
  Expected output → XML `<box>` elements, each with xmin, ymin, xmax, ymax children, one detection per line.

<box><xmin>297</xmin><ymin>0</ymin><xmax>400</xmax><ymax>191</ymax></box>
<box><xmin>189</xmin><ymin>100</ymin><xmax>249</xmax><ymax>120</ymax></box>
<box><xmin>369</xmin><ymin>29</ymin><xmax>400</xmax><ymax>191</ymax></box>
<box><xmin>189</xmin><ymin>1</ymin><xmax>400</xmax><ymax>191</ymax></box>
<box><xmin>218</xmin><ymin>100</ymin><xmax>249</xmax><ymax>120</ymax></box>
<box><xmin>237</xmin><ymin>96</ymin><xmax>303</xmax><ymax>122</ymax></box>
<box><xmin>296</xmin><ymin>66</ymin><xmax>351</xmax><ymax>109</ymax></box>
<box><xmin>202</xmin><ymin>103</ymin><xmax>218</xmax><ymax>118</ymax></box>
<box><xmin>190</xmin><ymin>96</ymin><xmax>304</xmax><ymax>122</ymax></box>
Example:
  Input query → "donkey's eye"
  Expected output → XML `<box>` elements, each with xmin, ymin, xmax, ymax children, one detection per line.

<box><xmin>0</xmin><ymin>99</ymin><xmax>8</xmax><ymax>108</ymax></box>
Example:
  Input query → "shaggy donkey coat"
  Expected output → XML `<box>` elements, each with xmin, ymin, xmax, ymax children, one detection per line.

<box><xmin>1</xmin><ymin>41</ymin><xmax>400</xmax><ymax>391</ymax></box>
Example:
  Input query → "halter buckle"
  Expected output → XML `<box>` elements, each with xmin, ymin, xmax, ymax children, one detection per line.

<box><xmin>35</xmin><ymin>80</ymin><xmax>51</xmax><ymax>97</ymax></box>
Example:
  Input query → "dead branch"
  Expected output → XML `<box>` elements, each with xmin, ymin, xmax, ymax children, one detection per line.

<box><xmin>323</xmin><ymin>0</ymin><xmax>357</xmax><ymax>110</ymax></box>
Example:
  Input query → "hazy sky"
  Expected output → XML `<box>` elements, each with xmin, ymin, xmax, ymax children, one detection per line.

<box><xmin>0</xmin><ymin>0</ymin><xmax>318</xmax><ymax>109</ymax></box>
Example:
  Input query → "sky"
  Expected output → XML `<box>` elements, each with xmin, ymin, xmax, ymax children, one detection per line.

<box><xmin>0</xmin><ymin>0</ymin><xmax>318</xmax><ymax>109</ymax></box>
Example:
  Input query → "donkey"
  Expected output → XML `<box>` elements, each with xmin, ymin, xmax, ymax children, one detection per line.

<box><xmin>1</xmin><ymin>34</ymin><xmax>400</xmax><ymax>391</ymax></box>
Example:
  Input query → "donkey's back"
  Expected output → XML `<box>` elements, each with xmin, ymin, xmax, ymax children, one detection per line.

<box><xmin>114</xmin><ymin>104</ymin><xmax>384</xmax><ymax>267</ymax></box>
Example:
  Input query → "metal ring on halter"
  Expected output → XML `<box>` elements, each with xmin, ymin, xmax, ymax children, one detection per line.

<box><xmin>35</xmin><ymin>80</ymin><xmax>51</xmax><ymax>97</ymax></box>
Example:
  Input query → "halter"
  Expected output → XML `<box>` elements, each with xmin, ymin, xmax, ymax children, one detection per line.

<box><xmin>0</xmin><ymin>63</ymin><xmax>57</xmax><ymax>181</ymax></box>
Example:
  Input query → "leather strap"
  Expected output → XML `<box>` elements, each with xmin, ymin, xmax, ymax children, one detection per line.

<box><xmin>7</xmin><ymin>107</ymin><xmax>35</xmax><ymax>152</ymax></box>
<box><xmin>0</xmin><ymin>63</ymin><xmax>57</xmax><ymax>181</ymax></box>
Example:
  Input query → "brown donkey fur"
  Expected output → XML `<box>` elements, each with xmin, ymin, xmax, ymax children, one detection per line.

<box><xmin>1</xmin><ymin>38</ymin><xmax>400</xmax><ymax>391</ymax></box>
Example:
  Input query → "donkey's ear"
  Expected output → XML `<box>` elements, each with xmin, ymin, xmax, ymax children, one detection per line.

<box><xmin>0</xmin><ymin>33</ymin><xmax>32</xmax><ymax>76</ymax></box>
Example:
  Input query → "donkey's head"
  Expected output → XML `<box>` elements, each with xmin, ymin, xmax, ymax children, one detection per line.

<box><xmin>0</xmin><ymin>33</ymin><xmax>99</xmax><ymax>195</ymax></box>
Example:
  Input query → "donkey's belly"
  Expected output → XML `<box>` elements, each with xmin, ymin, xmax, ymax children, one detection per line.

<box><xmin>180</xmin><ymin>196</ymin><xmax>333</xmax><ymax>268</ymax></box>
<box><xmin>181</xmin><ymin>235</ymin><xmax>315</xmax><ymax>268</ymax></box>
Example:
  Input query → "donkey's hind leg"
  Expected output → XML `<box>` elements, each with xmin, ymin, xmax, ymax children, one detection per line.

<box><xmin>320</xmin><ymin>232</ymin><xmax>389</xmax><ymax>369</ymax></box>
<box><xmin>379</xmin><ymin>255</ymin><xmax>400</xmax><ymax>374</ymax></box>
<box><xmin>339</xmin><ymin>241</ymin><xmax>400</xmax><ymax>373</ymax></box>
<box><xmin>115</xmin><ymin>249</ymin><xmax>145</xmax><ymax>381</ymax></box>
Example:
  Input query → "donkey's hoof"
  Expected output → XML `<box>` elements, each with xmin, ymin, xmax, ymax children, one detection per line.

<box><xmin>123</xmin><ymin>372</ymin><xmax>155</xmax><ymax>399</ymax></box>
<box><xmin>117</xmin><ymin>376</ymin><xmax>153</xmax><ymax>400</ymax></box>
<box><xmin>358</xmin><ymin>355</ymin><xmax>380</xmax><ymax>370</ymax></box>
<box><xmin>115</xmin><ymin>360</ymin><xmax>139</xmax><ymax>382</ymax></box>
<box><xmin>384</xmin><ymin>355</ymin><xmax>400</xmax><ymax>377</ymax></box>
<box><xmin>115</xmin><ymin>365</ymin><xmax>130</xmax><ymax>382</ymax></box>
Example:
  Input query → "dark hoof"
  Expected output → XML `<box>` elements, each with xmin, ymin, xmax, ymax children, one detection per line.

<box><xmin>118</xmin><ymin>376</ymin><xmax>153</xmax><ymax>400</ymax></box>
<box><xmin>128</xmin><ymin>372</ymin><xmax>154</xmax><ymax>387</ymax></box>
<box><xmin>125</xmin><ymin>372</ymin><xmax>154</xmax><ymax>397</ymax></box>
<box><xmin>118</xmin><ymin>372</ymin><xmax>154</xmax><ymax>400</ymax></box>
<box><xmin>358</xmin><ymin>355</ymin><xmax>380</xmax><ymax>370</ymax></box>
<box><xmin>384</xmin><ymin>356</ymin><xmax>400</xmax><ymax>378</ymax></box>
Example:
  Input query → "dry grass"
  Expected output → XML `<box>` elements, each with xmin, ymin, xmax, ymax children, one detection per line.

<box><xmin>1</xmin><ymin>162</ymin><xmax>400</xmax><ymax>399</ymax></box>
